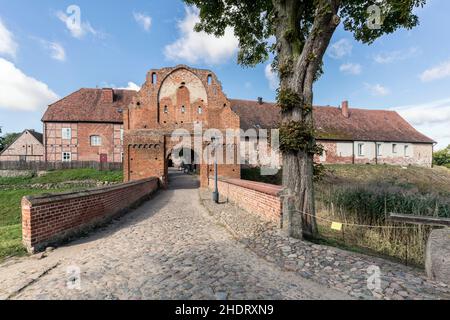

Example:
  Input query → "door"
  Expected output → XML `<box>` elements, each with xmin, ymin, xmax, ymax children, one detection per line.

<box><xmin>100</xmin><ymin>154</ymin><xmax>108</xmax><ymax>163</ymax></box>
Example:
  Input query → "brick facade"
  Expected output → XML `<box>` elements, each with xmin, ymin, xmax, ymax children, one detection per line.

<box><xmin>124</xmin><ymin>65</ymin><xmax>241</xmax><ymax>187</ymax></box>
<box><xmin>41</xmin><ymin>66</ymin><xmax>435</xmax><ymax>168</ymax></box>
<box><xmin>44</xmin><ymin>122</ymin><xmax>123</xmax><ymax>163</ymax></box>
<box><xmin>208</xmin><ymin>177</ymin><xmax>283</xmax><ymax>226</ymax></box>
<box><xmin>21</xmin><ymin>177</ymin><xmax>159</xmax><ymax>253</ymax></box>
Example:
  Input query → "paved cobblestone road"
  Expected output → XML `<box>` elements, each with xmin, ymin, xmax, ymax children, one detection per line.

<box><xmin>0</xmin><ymin>171</ymin><xmax>348</xmax><ymax>300</ymax></box>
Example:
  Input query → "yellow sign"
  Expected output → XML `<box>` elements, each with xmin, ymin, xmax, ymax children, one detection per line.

<box><xmin>331</xmin><ymin>222</ymin><xmax>343</xmax><ymax>231</ymax></box>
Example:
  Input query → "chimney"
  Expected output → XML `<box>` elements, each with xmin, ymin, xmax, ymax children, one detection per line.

<box><xmin>341</xmin><ymin>100</ymin><xmax>349</xmax><ymax>118</ymax></box>
<box><xmin>100</xmin><ymin>88</ymin><xmax>114</xmax><ymax>104</ymax></box>
<box><xmin>257</xmin><ymin>97</ymin><xmax>263</xmax><ymax>105</ymax></box>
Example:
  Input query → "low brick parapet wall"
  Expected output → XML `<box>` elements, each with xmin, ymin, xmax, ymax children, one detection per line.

<box><xmin>208</xmin><ymin>177</ymin><xmax>283</xmax><ymax>226</ymax></box>
<box><xmin>21</xmin><ymin>177</ymin><xmax>159</xmax><ymax>253</ymax></box>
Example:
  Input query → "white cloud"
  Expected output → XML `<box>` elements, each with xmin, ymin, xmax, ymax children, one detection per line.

<box><xmin>328</xmin><ymin>39</ymin><xmax>352</xmax><ymax>59</ymax></box>
<box><xmin>265</xmin><ymin>64</ymin><xmax>278</xmax><ymax>90</ymax></box>
<box><xmin>364</xmin><ymin>83</ymin><xmax>390</xmax><ymax>96</ymax></box>
<box><xmin>119</xmin><ymin>82</ymin><xmax>141</xmax><ymax>91</ymax></box>
<box><xmin>339</xmin><ymin>63</ymin><xmax>362</xmax><ymax>75</ymax></box>
<box><xmin>420</xmin><ymin>58</ymin><xmax>450</xmax><ymax>82</ymax></box>
<box><xmin>374</xmin><ymin>47</ymin><xmax>420</xmax><ymax>64</ymax></box>
<box><xmin>0</xmin><ymin>18</ymin><xmax>18</xmax><ymax>58</ymax></box>
<box><xmin>56</xmin><ymin>10</ymin><xmax>100</xmax><ymax>39</ymax></box>
<box><xmin>48</xmin><ymin>42</ymin><xmax>66</xmax><ymax>61</ymax></box>
<box><xmin>394</xmin><ymin>98</ymin><xmax>450</xmax><ymax>149</ymax></box>
<box><xmin>102</xmin><ymin>81</ymin><xmax>141</xmax><ymax>91</ymax></box>
<box><xmin>0</xmin><ymin>58</ymin><xmax>59</xmax><ymax>111</ymax></box>
<box><xmin>164</xmin><ymin>6</ymin><xmax>239</xmax><ymax>65</ymax></box>
<box><xmin>133</xmin><ymin>12</ymin><xmax>152</xmax><ymax>32</ymax></box>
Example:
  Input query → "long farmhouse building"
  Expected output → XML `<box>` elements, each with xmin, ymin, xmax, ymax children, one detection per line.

<box><xmin>39</xmin><ymin>65</ymin><xmax>435</xmax><ymax>168</ymax></box>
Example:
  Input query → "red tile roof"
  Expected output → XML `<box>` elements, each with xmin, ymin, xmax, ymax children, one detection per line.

<box><xmin>41</xmin><ymin>89</ymin><xmax>435</xmax><ymax>144</ymax></box>
<box><xmin>42</xmin><ymin>88</ymin><xmax>137</xmax><ymax>123</ymax></box>
<box><xmin>230</xmin><ymin>99</ymin><xmax>435</xmax><ymax>144</ymax></box>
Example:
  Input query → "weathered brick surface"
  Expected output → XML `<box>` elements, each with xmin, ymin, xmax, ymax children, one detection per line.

<box><xmin>123</xmin><ymin>65</ymin><xmax>241</xmax><ymax>187</ymax></box>
<box><xmin>21</xmin><ymin>178</ymin><xmax>159</xmax><ymax>253</ymax></box>
<box><xmin>208</xmin><ymin>177</ymin><xmax>283</xmax><ymax>226</ymax></box>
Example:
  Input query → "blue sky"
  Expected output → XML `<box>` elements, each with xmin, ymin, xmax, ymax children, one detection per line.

<box><xmin>1</xmin><ymin>0</ymin><xmax>450</xmax><ymax>148</ymax></box>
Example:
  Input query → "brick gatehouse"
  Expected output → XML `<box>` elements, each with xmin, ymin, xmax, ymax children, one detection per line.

<box><xmin>123</xmin><ymin>65</ymin><xmax>241</xmax><ymax>187</ymax></box>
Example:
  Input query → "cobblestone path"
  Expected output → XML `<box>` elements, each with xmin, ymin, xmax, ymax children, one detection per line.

<box><xmin>0</xmin><ymin>171</ymin><xmax>348</xmax><ymax>300</ymax></box>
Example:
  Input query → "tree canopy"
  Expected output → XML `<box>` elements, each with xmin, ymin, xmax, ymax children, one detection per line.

<box><xmin>184</xmin><ymin>0</ymin><xmax>426</xmax><ymax>69</ymax></box>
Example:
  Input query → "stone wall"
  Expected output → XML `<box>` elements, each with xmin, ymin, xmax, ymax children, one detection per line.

<box><xmin>208</xmin><ymin>177</ymin><xmax>283</xmax><ymax>226</ymax></box>
<box><xmin>21</xmin><ymin>177</ymin><xmax>159</xmax><ymax>253</ymax></box>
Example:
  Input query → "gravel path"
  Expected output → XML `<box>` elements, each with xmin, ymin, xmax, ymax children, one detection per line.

<box><xmin>0</xmin><ymin>171</ymin><xmax>347</xmax><ymax>300</ymax></box>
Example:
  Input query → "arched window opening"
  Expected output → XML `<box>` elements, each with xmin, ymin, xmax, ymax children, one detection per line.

<box><xmin>164</xmin><ymin>106</ymin><xmax>168</xmax><ymax>114</ymax></box>
<box><xmin>151</xmin><ymin>72</ymin><xmax>157</xmax><ymax>84</ymax></box>
<box><xmin>207</xmin><ymin>74</ymin><xmax>212</xmax><ymax>85</ymax></box>
<box><xmin>181</xmin><ymin>106</ymin><xmax>186</xmax><ymax>114</ymax></box>
<box><xmin>198</xmin><ymin>106</ymin><xmax>203</xmax><ymax>114</ymax></box>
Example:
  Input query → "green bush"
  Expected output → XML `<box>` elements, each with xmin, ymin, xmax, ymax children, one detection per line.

<box><xmin>433</xmin><ymin>145</ymin><xmax>450</xmax><ymax>166</ymax></box>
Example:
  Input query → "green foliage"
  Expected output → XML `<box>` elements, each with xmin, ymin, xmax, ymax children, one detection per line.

<box><xmin>0</xmin><ymin>168</ymin><xmax>123</xmax><ymax>186</ymax></box>
<box><xmin>433</xmin><ymin>145</ymin><xmax>450</xmax><ymax>166</ymax></box>
<box><xmin>279</xmin><ymin>121</ymin><xmax>323</xmax><ymax>155</ymax></box>
<box><xmin>276</xmin><ymin>88</ymin><xmax>302</xmax><ymax>112</ymax></box>
<box><xmin>184</xmin><ymin>0</ymin><xmax>426</xmax><ymax>67</ymax></box>
<box><xmin>313</xmin><ymin>163</ymin><xmax>326</xmax><ymax>182</ymax></box>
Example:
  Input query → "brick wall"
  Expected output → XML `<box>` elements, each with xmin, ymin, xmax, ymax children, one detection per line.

<box><xmin>208</xmin><ymin>177</ymin><xmax>283</xmax><ymax>226</ymax></box>
<box><xmin>21</xmin><ymin>177</ymin><xmax>159</xmax><ymax>253</ymax></box>
<box><xmin>44</xmin><ymin>122</ymin><xmax>123</xmax><ymax>163</ymax></box>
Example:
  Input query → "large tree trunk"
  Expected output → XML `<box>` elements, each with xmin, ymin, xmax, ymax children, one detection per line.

<box><xmin>274</xmin><ymin>0</ymin><xmax>341</xmax><ymax>239</ymax></box>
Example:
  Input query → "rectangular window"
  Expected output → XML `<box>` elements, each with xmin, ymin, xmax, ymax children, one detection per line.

<box><xmin>404</xmin><ymin>145</ymin><xmax>409</xmax><ymax>157</ymax></box>
<box><xmin>62</xmin><ymin>128</ymin><xmax>71</xmax><ymax>140</ymax></box>
<box><xmin>120</xmin><ymin>129</ymin><xmax>124</xmax><ymax>141</ymax></box>
<box><xmin>377</xmin><ymin>143</ymin><xmax>382</xmax><ymax>156</ymax></box>
<box><xmin>90</xmin><ymin>135</ymin><xmax>102</xmax><ymax>146</ymax></box>
<box><xmin>358</xmin><ymin>143</ymin><xmax>364</xmax><ymax>156</ymax></box>
<box><xmin>392</xmin><ymin>144</ymin><xmax>398</xmax><ymax>154</ymax></box>
<box><xmin>62</xmin><ymin>152</ymin><xmax>71</xmax><ymax>162</ymax></box>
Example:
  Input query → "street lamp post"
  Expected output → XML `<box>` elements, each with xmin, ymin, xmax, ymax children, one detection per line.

<box><xmin>211</xmin><ymin>137</ymin><xmax>219</xmax><ymax>203</ymax></box>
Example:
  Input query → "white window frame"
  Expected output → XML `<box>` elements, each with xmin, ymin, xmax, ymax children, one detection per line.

<box><xmin>392</xmin><ymin>143</ymin><xmax>398</xmax><ymax>154</ymax></box>
<box><xmin>62</xmin><ymin>152</ymin><xmax>72</xmax><ymax>162</ymax></box>
<box><xmin>376</xmin><ymin>143</ymin><xmax>382</xmax><ymax>156</ymax></box>
<box><xmin>62</xmin><ymin>128</ymin><xmax>72</xmax><ymax>140</ymax></box>
<box><xmin>90</xmin><ymin>135</ymin><xmax>102</xmax><ymax>146</ymax></box>
<box><xmin>358</xmin><ymin>143</ymin><xmax>365</xmax><ymax>156</ymax></box>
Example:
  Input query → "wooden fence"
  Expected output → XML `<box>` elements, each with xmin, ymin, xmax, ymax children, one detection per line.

<box><xmin>0</xmin><ymin>161</ymin><xmax>123</xmax><ymax>171</ymax></box>
<box><xmin>388</xmin><ymin>213</ymin><xmax>450</xmax><ymax>227</ymax></box>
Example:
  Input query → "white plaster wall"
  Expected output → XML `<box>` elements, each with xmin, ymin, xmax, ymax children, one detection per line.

<box><xmin>336</xmin><ymin>142</ymin><xmax>354</xmax><ymax>157</ymax></box>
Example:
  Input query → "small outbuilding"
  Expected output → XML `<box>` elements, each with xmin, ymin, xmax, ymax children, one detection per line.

<box><xmin>0</xmin><ymin>129</ymin><xmax>44</xmax><ymax>162</ymax></box>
